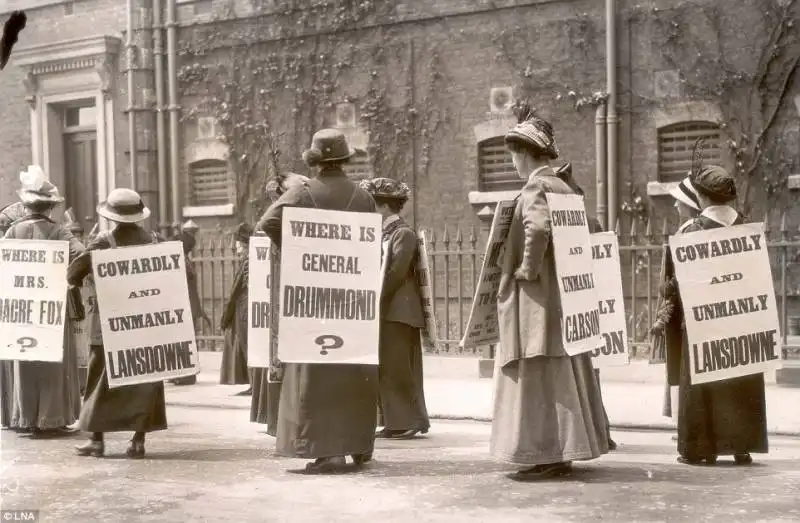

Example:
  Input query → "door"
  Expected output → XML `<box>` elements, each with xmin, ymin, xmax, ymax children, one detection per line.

<box><xmin>63</xmin><ymin>131</ymin><xmax>98</xmax><ymax>237</ymax></box>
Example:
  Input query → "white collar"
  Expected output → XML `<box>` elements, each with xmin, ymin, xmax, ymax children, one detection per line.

<box><xmin>701</xmin><ymin>205</ymin><xmax>738</xmax><ymax>226</ymax></box>
<box><xmin>383</xmin><ymin>214</ymin><xmax>400</xmax><ymax>226</ymax></box>
<box><xmin>677</xmin><ymin>218</ymin><xmax>696</xmax><ymax>233</ymax></box>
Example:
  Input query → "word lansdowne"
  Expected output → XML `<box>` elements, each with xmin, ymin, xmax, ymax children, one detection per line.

<box><xmin>0</xmin><ymin>240</ymin><xmax>70</xmax><ymax>362</ymax></box>
<box><xmin>460</xmin><ymin>200</ymin><xmax>516</xmax><ymax>348</ymax></box>
<box><xmin>669</xmin><ymin>223</ymin><xmax>782</xmax><ymax>385</ymax></box>
<box><xmin>92</xmin><ymin>241</ymin><xmax>199</xmax><ymax>388</ymax></box>
<box><xmin>546</xmin><ymin>194</ymin><xmax>602</xmax><ymax>356</ymax></box>
<box><xmin>278</xmin><ymin>208</ymin><xmax>382</xmax><ymax>365</ymax></box>
<box><xmin>589</xmin><ymin>232</ymin><xmax>630</xmax><ymax>367</ymax></box>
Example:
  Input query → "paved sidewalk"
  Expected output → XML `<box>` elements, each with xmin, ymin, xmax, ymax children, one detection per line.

<box><xmin>165</xmin><ymin>352</ymin><xmax>800</xmax><ymax>436</ymax></box>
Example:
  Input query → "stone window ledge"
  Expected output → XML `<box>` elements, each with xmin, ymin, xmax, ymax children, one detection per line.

<box><xmin>646</xmin><ymin>181</ymin><xmax>680</xmax><ymax>197</ymax></box>
<box><xmin>788</xmin><ymin>174</ymin><xmax>800</xmax><ymax>190</ymax></box>
<box><xmin>468</xmin><ymin>190</ymin><xmax>519</xmax><ymax>221</ymax></box>
<box><xmin>182</xmin><ymin>204</ymin><xmax>235</xmax><ymax>218</ymax></box>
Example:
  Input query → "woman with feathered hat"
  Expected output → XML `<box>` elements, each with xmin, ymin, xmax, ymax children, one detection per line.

<box><xmin>67</xmin><ymin>188</ymin><xmax>169</xmax><ymax>458</ymax></box>
<box><xmin>651</xmin><ymin>165</ymin><xmax>767</xmax><ymax>466</ymax></box>
<box><xmin>2</xmin><ymin>166</ymin><xmax>84</xmax><ymax>437</ymax></box>
<box><xmin>219</xmin><ymin>222</ymin><xmax>254</xmax><ymax>395</ymax></box>
<box><xmin>250</xmin><ymin>172</ymin><xmax>309</xmax><ymax>437</ymax></box>
<box><xmin>255</xmin><ymin>129</ymin><xmax>378</xmax><ymax>473</ymax></box>
<box><xmin>490</xmin><ymin>103</ymin><xmax>609</xmax><ymax>481</ymax></box>
<box><xmin>359</xmin><ymin>177</ymin><xmax>430</xmax><ymax>440</ymax></box>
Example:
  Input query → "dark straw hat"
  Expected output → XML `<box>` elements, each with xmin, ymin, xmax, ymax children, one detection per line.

<box><xmin>691</xmin><ymin>165</ymin><xmax>737</xmax><ymax>203</ymax></box>
<box><xmin>359</xmin><ymin>177</ymin><xmax>411</xmax><ymax>202</ymax></box>
<box><xmin>302</xmin><ymin>129</ymin><xmax>356</xmax><ymax>167</ymax></box>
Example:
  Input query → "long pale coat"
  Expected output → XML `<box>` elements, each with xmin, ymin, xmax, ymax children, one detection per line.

<box><xmin>490</xmin><ymin>166</ymin><xmax>609</xmax><ymax>466</ymax></box>
<box><xmin>4</xmin><ymin>213</ymin><xmax>84</xmax><ymax>430</ymax></box>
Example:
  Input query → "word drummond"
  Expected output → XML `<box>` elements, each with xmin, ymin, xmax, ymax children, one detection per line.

<box><xmin>693</xmin><ymin>329</ymin><xmax>779</xmax><ymax>374</ymax></box>
<box><xmin>107</xmin><ymin>340</ymin><xmax>196</xmax><ymax>379</ymax></box>
<box><xmin>282</xmin><ymin>286</ymin><xmax>377</xmax><ymax>320</ymax></box>
<box><xmin>673</xmin><ymin>234</ymin><xmax>763</xmax><ymax>263</ymax></box>
<box><xmin>96</xmin><ymin>254</ymin><xmax>182</xmax><ymax>278</ymax></box>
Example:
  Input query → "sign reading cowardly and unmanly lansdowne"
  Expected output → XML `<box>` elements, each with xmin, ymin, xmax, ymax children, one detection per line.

<box><xmin>546</xmin><ymin>193</ymin><xmax>602</xmax><ymax>356</ymax></box>
<box><xmin>92</xmin><ymin>241</ymin><xmax>199</xmax><ymax>388</ymax></box>
<box><xmin>669</xmin><ymin>222</ymin><xmax>782</xmax><ymax>385</ymax></box>
<box><xmin>417</xmin><ymin>231</ymin><xmax>438</xmax><ymax>351</ymax></box>
<box><xmin>278</xmin><ymin>208</ymin><xmax>382</xmax><ymax>364</ymax></box>
<box><xmin>589</xmin><ymin>231</ymin><xmax>630</xmax><ymax>367</ymax></box>
<box><xmin>0</xmin><ymin>239</ymin><xmax>69</xmax><ymax>362</ymax></box>
<box><xmin>460</xmin><ymin>200</ymin><xmax>516</xmax><ymax>348</ymax></box>
<box><xmin>248</xmin><ymin>236</ymin><xmax>274</xmax><ymax>368</ymax></box>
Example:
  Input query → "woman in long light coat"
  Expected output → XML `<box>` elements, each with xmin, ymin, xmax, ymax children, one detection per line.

<box><xmin>3</xmin><ymin>166</ymin><xmax>83</xmax><ymax>437</ymax></box>
<box><xmin>490</xmin><ymin>104</ymin><xmax>609</xmax><ymax>481</ymax></box>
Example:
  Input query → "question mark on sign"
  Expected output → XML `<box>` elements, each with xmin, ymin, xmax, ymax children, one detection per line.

<box><xmin>315</xmin><ymin>335</ymin><xmax>344</xmax><ymax>355</ymax></box>
<box><xmin>15</xmin><ymin>337</ymin><xmax>38</xmax><ymax>353</ymax></box>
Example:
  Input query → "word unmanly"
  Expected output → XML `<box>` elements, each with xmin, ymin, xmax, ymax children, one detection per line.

<box><xmin>301</xmin><ymin>253</ymin><xmax>361</xmax><ymax>274</ymax></box>
<box><xmin>693</xmin><ymin>329</ymin><xmax>779</xmax><ymax>374</ymax></box>
<box><xmin>108</xmin><ymin>309</ymin><xmax>185</xmax><ymax>332</ymax></box>
<box><xmin>551</xmin><ymin>210</ymin><xmax>587</xmax><ymax>227</ymax></box>
<box><xmin>0</xmin><ymin>298</ymin><xmax>63</xmax><ymax>326</ymax></box>
<box><xmin>564</xmin><ymin>310</ymin><xmax>601</xmax><ymax>343</ymax></box>
<box><xmin>96</xmin><ymin>254</ymin><xmax>181</xmax><ymax>278</ymax></box>
<box><xmin>561</xmin><ymin>273</ymin><xmax>596</xmax><ymax>293</ymax></box>
<box><xmin>283</xmin><ymin>286</ymin><xmax>377</xmax><ymax>320</ymax></box>
<box><xmin>674</xmin><ymin>234</ymin><xmax>763</xmax><ymax>263</ymax></box>
<box><xmin>692</xmin><ymin>295</ymin><xmax>768</xmax><ymax>322</ymax></box>
<box><xmin>107</xmin><ymin>340</ymin><xmax>196</xmax><ymax>378</ymax></box>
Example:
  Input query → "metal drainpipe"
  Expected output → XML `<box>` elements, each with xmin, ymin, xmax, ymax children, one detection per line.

<box><xmin>153</xmin><ymin>0</ymin><xmax>168</xmax><ymax>236</ymax></box>
<box><xmin>126</xmin><ymin>0</ymin><xmax>138</xmax><ymax>192</ymax></box>
<box><xmin>606</xmin><ymin>0</ymin><xmax>619</xmax><ymax>232</ymax></box>
<box><xmin>166</xmin><ymin>0</ymin><xmax>180</xmax><ymax>235</ymax></box>
<box><xmin>595</xmin><ymin>102</ymin><xmax>608</xmax><ymax>230</ymax></box>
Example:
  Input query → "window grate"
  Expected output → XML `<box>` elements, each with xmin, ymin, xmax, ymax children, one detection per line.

<box><xmin>658</xmin><ymin>122</ymin><xmax>723</xmax><ymax>184</ymax></box>
<box><xmin>344</xmin><ymin>151</ymin><xmax>373</xmax><ymax>181</ymax></box>
<box><xmin>478</xmin><ymin>136</ymin><xmax>521</xmax><ymax>192</ymax></box>
<box><xmin>189</xmin><ymin>160</ymin><xmax>234</xmax><ymax>207</ymax></box>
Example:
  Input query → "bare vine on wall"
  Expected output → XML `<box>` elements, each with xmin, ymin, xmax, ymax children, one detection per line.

<box><xmin>652</xmin><ymin>0</ymin><xmax>799</xmax><ymax>216</ymax></box>
<box><xmin>177</xmin><ymin>0</ymin><xmax>449</xmax><ymax>221</ymax></box>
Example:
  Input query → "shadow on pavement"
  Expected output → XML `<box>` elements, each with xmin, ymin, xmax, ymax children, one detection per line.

<box><xmin>126</xmin><ymin>447</ymin><xmax>272</xmax><ymax>462</ymax></box>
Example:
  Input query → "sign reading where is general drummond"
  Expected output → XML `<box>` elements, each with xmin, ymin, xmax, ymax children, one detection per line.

<box><xmin>92</xmin><ymin>241</ymin><xmax>199</xmax><ymax>388</ymax></box>
<box><xmin>669</xmin><ymin>223</ymin><xmax>782</xmax><ymax>385</ymax></box>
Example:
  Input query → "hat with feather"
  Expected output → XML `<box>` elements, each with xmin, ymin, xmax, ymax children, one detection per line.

<box><xmin>504</xmin><ymin>102</ymin><xmax>559</xmax><ymax>160</ymax></box>
<box><xmin>359</xmin><ymin>177</ymin><xmax>411</xmax><ymax>203</ymax></box>
<box><xmin>17</xmin><ymin>165</ymin><xmax>64</xmax><ymax>205</ymax></box>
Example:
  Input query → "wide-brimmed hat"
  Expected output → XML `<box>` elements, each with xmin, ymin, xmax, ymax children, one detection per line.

<box><xmin>97</xmin><ymin>188</ymin><xmax>151</xmax><ymax>223</ymax></box>
<box><xmin>17</xmin><ymin>165</ymin><xmax>64</xmax><ymax>205</ymax></box>
<box><xmin>359</xmin><ymin>177</ymin><xmax>411</xmax><ymax>202</ymax></box>
<box><xmin>691</xmin><ymin>165</ymin><xmax>737</xmax><ymax>204</ymax></box>
<box><xmin>668</xmin><ymin>176</ymin><xmax>701</xmax><ymax>211</ymax></box>
<box><xmin>302</xmin><ymin>129</ymin><xmax>356</xmax><ymax>167</ymax></box>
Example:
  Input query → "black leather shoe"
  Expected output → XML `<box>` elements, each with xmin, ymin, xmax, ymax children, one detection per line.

<box><xmin>352</xmin><ymin>453</ymin><xmax>373</xmax><ymax>465</ymax></box>
<box><xmin>76</xmin><ymin>440</ymin><xmax>104</xmax><ymax>457</ymax></box>
<box><xmin>734</xmin><ymin>453</ymin><xmax>752</xmax><ymax>465</ymax></box>
<box><xmin>304</xmin><ymin>456</ymin><xmax>346</xmax><ymax>473</ymax></box>
<box><xmin>126</xmin><ymin>441</ymin><xmax>145</xmax><ymax>459</ymax></box>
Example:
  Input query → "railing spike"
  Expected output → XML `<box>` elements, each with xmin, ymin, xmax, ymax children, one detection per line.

<box><xmin>645</xmin><ymin>218</ymin><xmax>653</xmax><ymax>237</ymax></box>
<box><xmin>469</xmin><ymin>226</ymin><xmax>476</xmax><ymax>243</ymax></box>
<box><xmin>780</xmin><ymin>211</ymin><xmax>788</xmax><ymax>235</ymax></box>
<box><xmin>630</xmin><ymin>217</ymin><xmax>639</xmax><ymax>237</ymax></box>
<box><xmin>661</xmin><ymin>217</ymin><xmax>669</xmax><ymax>240</ymax></box>
<box><xmin>442</xmin><ymin>225</ymin><xmax>450</xmax><ymax>243</ymax></box>
<box><xmin>614</xmin><ymin>218</ymin><xmax>621</xmax><ymax>236</ymax></box>
<box><xmin>455</xmin><ymin>227</ymin><xmax>463</xmax><ymax>243</ymax></box>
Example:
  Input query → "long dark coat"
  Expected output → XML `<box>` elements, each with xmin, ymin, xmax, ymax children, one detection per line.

<box><xmin>220</xmin><ymin>257</ymin><xmax>250</xmax><ymax>385</ymax></box>
<box><xmin>377</xmin><ymin>215</ymin><xmax>429</xmax><ymax>433</ymax></box>
<box><xmin>67</xmin><ymin>224</ymin><xmax>168</xmax><ymax>433</ymax></box>
<box><xmin>3</xmin><ymin>213</ymin><xmax>84</xmax><ymax>430</ymax></box>
<box><xmin>662</xmin><ymin>212</ymin><xmax>768</xmax><ymax>458</ymax></box>
<box><xmin>255</xmin><ymin>167</ymin><xmax>379</xmax><ymax>459</ymax></box>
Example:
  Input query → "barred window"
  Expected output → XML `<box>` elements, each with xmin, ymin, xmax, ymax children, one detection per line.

<box><xmin>477</xmin><ymin>136</ymin><xmax>521</xmax><ymax>192</ymax></box>
<box><xmin>658</xmin><ymin>121</ymin><xmax>723</xmax><ymax>184</ymax></box>
<box><xmin>188</xmin><ymin>159</ymin><xmax>234</xmax><ymax>207</ymax></box>
<box><xmin>344</xmin><ymin>150</ymin><xmax>373</xmax><ymax>181</ymax></box>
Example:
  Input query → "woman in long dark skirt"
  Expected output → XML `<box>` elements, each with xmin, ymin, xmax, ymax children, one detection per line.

<box><xmin>67</xmin><ymin>188</ymin><xmax>168</xmax><ymax>459</ymax></box>
<box><xmin>220</xmin><ymin>223</ymin><xmax>253</xmax><ymax>394</ymax></box>
<box><xmin>360</xmin><ymin>178</ymin><xmax>430</xmax><ymax>439</ymax></box>
<box><xmin>251</xmin><ymin>173</ymin><xmax>309</xmax><ymax>436</ymax></box>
